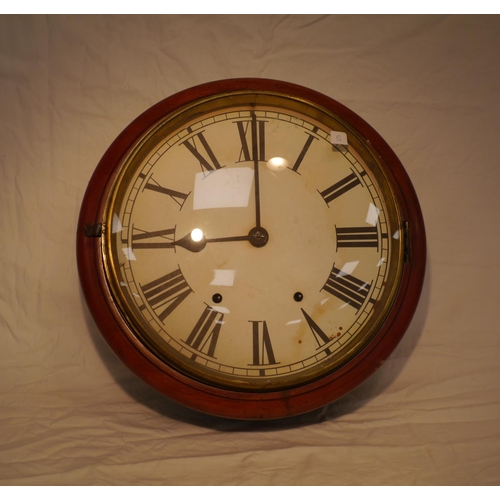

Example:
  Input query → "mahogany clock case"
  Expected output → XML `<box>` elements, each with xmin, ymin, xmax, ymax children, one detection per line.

<box><xmin>77</xmin><ymin>78</ymin><xmax>426</xmax><ymax>420</ymax></box>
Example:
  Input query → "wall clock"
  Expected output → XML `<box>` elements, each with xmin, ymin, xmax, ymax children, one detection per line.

<box><xmin>77</xmin><ymin>78</ymin><xmax>425</xmax><ymax>420</ymax></box>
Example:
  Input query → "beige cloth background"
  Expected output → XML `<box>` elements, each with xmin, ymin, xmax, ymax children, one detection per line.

<box><xmin>1</xmin><ymin>14</ymin><xmax>499</xmax><ymax>485</ymax></box>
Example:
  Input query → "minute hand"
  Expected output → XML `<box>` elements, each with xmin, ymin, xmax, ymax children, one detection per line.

<box><xmin>251</xmin><ymin>111</ymin><xmax>263</xmax><ymax>228</ymax></box>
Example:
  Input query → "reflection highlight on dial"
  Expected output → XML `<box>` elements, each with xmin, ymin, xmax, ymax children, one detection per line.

<box><xmin>191</xmin><ymin>228</ymin><xmax>204</xmax><ymax>242</ymax></box>
<box><xmin>266</xmin><ymin>157</ymin><xmax>289</xmax><ymax>171</ymax></box>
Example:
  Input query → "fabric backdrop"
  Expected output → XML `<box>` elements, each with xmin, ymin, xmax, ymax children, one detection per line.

<box><xmin>1</xmin><ymin>14</ymin><xmax>499</xmax><ymax>485</ymax></box>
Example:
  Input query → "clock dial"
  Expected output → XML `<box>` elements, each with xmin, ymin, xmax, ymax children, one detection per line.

<box><xmin>78</xmin><ymin>79</ymin><xmax>425</xmax><ymax>419</ymax></box>
<box><xmin>103</xmin><ymin>96</ymin><xmax>403</xmax><ymax>392</ymax></box>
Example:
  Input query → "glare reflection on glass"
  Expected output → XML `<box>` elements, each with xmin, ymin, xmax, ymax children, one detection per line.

<box><xmin>267</xmin><ymin>157</ymin><xmax>289</xmax><ymax>171</ymax></box>
<box><xmin>191</xmin><ymin>228</ymin><xmax>204</xmax><ymax>242</ymax></box>
<box><xmin>210</xmin><ymin>269</ymin><xmax>236</xmax><ymax>287</ymax></box>
<box><xmin>377</xmin><ymin>258</ymin><xmax>386</xmax><ymax>267</ymax></box>
<box><xmin>337</xmin><ymin>261</ymin><xmax>359</xmax><ymax>277</ymax></box>
<box><xmin>193</xmin><ymin>167</ymin><xmax>253</xmax><ymax>210</ymax></box>
<box><xmin>210</xmin><ymin>305</ymin><xmax>230</xmax><ymax>314</ymax></box>
<box><xmin>121</xmin><ymin>247</ymin><xmax>137</xmax><ymax>261</ymax></box>
<box><xmin>393</xmin><ymin>230</ymin><xmax>400</xmax><ymax>240</ymax></box>
<box><xmin>286</xmin><ymin>319</ymin><xmax>301</xmax><ymax>326</ymax></box>
<box><xmin>365</xmin><ymin>203</ymin><xmax>380</xmax><ymax>226</ymax></box>
<box><xmin>112</xmin><ymin>213</ymin><xmax>123</xmax><ymax>233</ymax></box>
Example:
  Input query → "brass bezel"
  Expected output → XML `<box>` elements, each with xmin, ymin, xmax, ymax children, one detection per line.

<box><xmin>101</xmin><ymin>89</ymin><xmax>405</xmax><ymax>392</ymax></box>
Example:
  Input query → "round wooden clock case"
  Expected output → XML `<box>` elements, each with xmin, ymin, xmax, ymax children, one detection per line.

<box><xmin>77</xmin><ymin>79</ymin><xmax>426</xmax><ymax>420</ymax></box>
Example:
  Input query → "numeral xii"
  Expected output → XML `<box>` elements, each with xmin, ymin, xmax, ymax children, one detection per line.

<box><xmin>236</xmin><ymin>112</ymin><xmax>266</xmax><ymax>162</ymax></box>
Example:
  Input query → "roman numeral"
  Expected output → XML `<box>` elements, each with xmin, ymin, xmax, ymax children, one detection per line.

<box><xmin>132</xmin><ymin>227</ymin><xmax>175</xmax><ymax>250</ymax></box>
<box><xmin>249</xmin><ymin>321</ymin><xmax>278</xmax><ymax>370</ymax></box>
<box><xmin>319</xmin><ymin>172</ymin><xmax>362</xmax><ymax>205</ymax></box>
<box><xmin>143</xmin><ymin>177</ymin><xmax>190</xmax><ymax>209</ymax></box>
<box><xmin>290</xmin><ymin>126</ymin><xmax>319</xmax><ymax>173</ymax></box>
<box><xmin>301</xmin><ymin>309</ymin><xmax>332</xmax><ymax>353</ymax></box>
<box><xmin>181</xmin><ymin>127</ymin><xmax>222</xmax><ymax>172</ymax></box>
<box><xmin>336</xmin><ymin>226</ymin><xmax>379</xmax><ymax>249</ymax></box>
<box><xmin>140</xmin><ymin>268</ymin><xmax>192</xmax><ymax>322</ymax></box>
<box><xmin>184</xmin><ymin>305</ymin><xmax>224</xmax><ymax>359</ymax></box>
<box><xmin>322</xmin><ymin>265</ymin><xmax>371</xmax><ymax>311</ymax></box>
<box><xmin>236</xmin><ymin>113</ymin><xmax>266</xmax><ymax>162</ymax></box>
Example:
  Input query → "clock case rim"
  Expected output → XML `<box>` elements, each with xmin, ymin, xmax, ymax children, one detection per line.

<box><xmin>77</xmin><ymin>78</ymin><xmax>426</xmax><ymax>420</ymax></box>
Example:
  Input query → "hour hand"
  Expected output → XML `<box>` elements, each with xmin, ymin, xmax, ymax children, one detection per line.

<box><xmin>173</xmin><ymin>226</ymin><xmax>269</xmax><ymax>253</ymax></box>
<box><xmin>172</xmin><ymin>230</ymin><xmax>248</xmax><ymax>253</ymax></box>
<box><xmin>172</xmin><ymin>230</ymin><xmax>207</xmax><ymax>253</ymax></box>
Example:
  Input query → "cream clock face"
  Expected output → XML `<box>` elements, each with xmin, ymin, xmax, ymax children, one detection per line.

<box><xmin>103</xmin><ymin>93</ymin><xmax>403</xmax><ymax>392</ymax></box>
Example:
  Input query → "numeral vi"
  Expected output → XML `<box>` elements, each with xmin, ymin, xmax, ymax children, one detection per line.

<box><xmin>249</xmin><ymin>320</ymin><xmax>278</xmax><ymax>372</ymax></box>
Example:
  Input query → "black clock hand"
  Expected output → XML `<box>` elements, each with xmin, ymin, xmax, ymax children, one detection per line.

<box><xmin>172</xmin><ymin>232</ymin><xmax>249</xmax><ymax>253</ymax></box>
<box><xmin>251</xmin><ymin>111</ymin><xmax>263</xmax><ymax>229</ymax></box>
<box><xmin>173</xmin><ymin>226</ymin><xmax>269</xmax><ymax>253</ymax></box>
<box><xmin>171</xmin><ymin>232</ymin><xmax>208</xmax><ymax>252</ymax></box>
<box><xmin>207</xmin><ymin>235</ymin><xmax>249</xmax><ymax>243</ymax></box>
